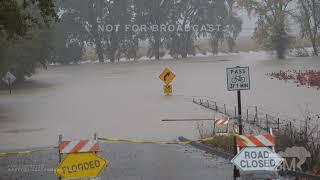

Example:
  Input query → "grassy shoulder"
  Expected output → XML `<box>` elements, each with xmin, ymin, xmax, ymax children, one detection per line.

<box><xmin>200</xmin><ymin>123</ymin><xmax>320</xmax><ymax>176</ymax></box>
<box><xmin>202</xmin><ymin>135</ymin><xmax>234</xmax><ymax>155</ymax></box>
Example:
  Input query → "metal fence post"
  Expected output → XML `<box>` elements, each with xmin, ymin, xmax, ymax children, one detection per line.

<box><xmin>94</xmin><ymin>133</ymin><xmax>97</xmax><ymax>141</ymax></box>
<box><xmin>255</xmin><ymin>106</ymin><xmax>258</xmax><ymax>124</ymax></box>
<box><xmin>246</xmin><ymin>109</ymin><xmax>249</xmax><ymax>122</ymax></box>
<box><xmin>289</xmin><ymin>122</ymin><xmax>292</xmax><ymax>138</ymax></box>
<box><xmin>213</xmin><ymin>120</ymin><xmax>216</xmax><ymax>135</ymax></box>
<box><xmin>224</xmin><ymin>104</ymin><xmax>227</xmax><ymax>115</ymax></box>
<box><xmin>215</xmin><ymin>102</ymin><xmax>218</xmax><ymax>111</ymax></box>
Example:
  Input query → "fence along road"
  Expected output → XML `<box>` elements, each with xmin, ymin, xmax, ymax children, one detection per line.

<box><xmin>192</xmin><ymin>97</ymin><xmax>284</xmax><ymax>132</ymax></box>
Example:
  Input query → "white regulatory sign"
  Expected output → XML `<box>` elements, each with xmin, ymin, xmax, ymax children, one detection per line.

<box><xmin>226</xmin><ymin>66</ymin><xmax>250</xmax><ymax>91</ymax></box>
<box><xmin>231</xmin><ymin>147</ymin><xmax>284</xmax><ymax>172</ymax></box>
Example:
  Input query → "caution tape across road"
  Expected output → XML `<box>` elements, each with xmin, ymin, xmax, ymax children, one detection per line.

<box><xmin>0</xmin><ymin>147</ymin><xmax>56</xmax><ymax>157</ymax></box>
<box><xmin>97</xmin><ymin>137</ymin><xmax>219</xmax><ymax>145</ymax></box>
<box><xmin>98</xmin><ymin>137</ymin><xmax>181</xmax><ymax>144</ymax></box>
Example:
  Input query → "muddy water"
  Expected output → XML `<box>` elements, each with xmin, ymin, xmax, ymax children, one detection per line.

<box><xmin>0</xmin><ymin>52</ymin><xmax>320</xmax><ymax>150</ymax></box>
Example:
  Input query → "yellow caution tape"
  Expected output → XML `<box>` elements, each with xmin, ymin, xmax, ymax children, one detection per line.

<box><xmin>197</xmin><ymin>137</ymin><xmax>215</xmax><ymax>142</ymax></box>
<box><xmin>0</xmin><ymin>135</ymin><xmax>237</xmax><ymax>157</ymax></box>
<box><xmin>0</xmin><ymin>147</ymin><xmax>56</xmax><ymax>157</ymax></box>
<box><xmin>97</xmin><ymin>136</ymin><xmax>229</xmax><ymax>145</ymax></box>
<box><xmin>98</xmin><ymin>137</ymin><xmax>185</xmax><ymax>145</ymax></box>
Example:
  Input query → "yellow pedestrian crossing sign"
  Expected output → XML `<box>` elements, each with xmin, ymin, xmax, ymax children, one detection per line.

<box><xmin>159</xmin><ymin>67</ymin><xmax>175</xmax><ymax>85</ymax></box>
<box><xmin>55</xmin><ymin>152</ymin><xmax>108</xmax><ymax>179</ymax></box>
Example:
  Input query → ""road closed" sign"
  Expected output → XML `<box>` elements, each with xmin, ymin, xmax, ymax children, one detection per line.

<box><xmin>231</xmin><ymin>147</ymin><xmax>283</xmax><ymax>171</ymax></box>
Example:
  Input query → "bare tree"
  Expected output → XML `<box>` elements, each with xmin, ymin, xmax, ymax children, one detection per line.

<box><xmin>295</xmin><ymin>0</ymin><xmax>320</xmax><ymax>56</ymax></box>
<box><xmin>225</xmin><ymin>0</ymin><xmax>242</xmax><ymax>52</ymax></box>
<box><xmin>88</xmin><ymin>0</ymin><xmax>104</xmax><ymax>63</ymax></box>
<box><xmin>238</xmin><ymin>0</ymin><xmax>294</xmax><ymax>59</ymax></box>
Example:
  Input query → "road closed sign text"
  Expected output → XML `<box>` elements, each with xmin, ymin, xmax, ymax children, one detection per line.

<box><xmin>226</xmin><ymin>66</ymin><xmax>250</xmax><ymax>91</ymax></box>
<box><xmin>231</xmin><ymin>147</ymin><xmax>283</xmax><ymax>171</ymax></box>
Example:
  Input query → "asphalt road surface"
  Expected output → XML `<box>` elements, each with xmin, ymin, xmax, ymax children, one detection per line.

<box><xmin>0</xmin><ymin>142</ymin><xmax>235</xmax><ymax>180</ymax></box>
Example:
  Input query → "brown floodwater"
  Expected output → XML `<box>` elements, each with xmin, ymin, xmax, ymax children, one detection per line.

<box><xmin>0</xmin><ymin>52</ymin><xmax>320</xmax><ymax>150</ymax></box>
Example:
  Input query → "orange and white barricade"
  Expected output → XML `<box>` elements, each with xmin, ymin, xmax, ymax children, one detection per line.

<box><xmin>213</xmin><ymin>117</ymin><xmax>230</xmax><ymax>134</ymax></box>
<box><xmin>215</xmin><ymin>117</ymin><xmax>230</xmax><ymax>125</ymax></box>
<box><xmin>235</xmin><ymin>128</ymin><xmax>275</xmax><ymax>152</ymax></box>
<box><xmin>59</xmin><ymin>140</ymin><xmax>99</xmax><ymax>154</ymax></box>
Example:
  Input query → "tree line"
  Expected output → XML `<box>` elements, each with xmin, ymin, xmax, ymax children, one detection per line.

<box><xmin>52</xmin><ymin>0</ymin><xmax>242</xmax><ymax>64</ymax></box>
<box><xmin>0</xmin><ymin>0</ymin><xmax>319</xmax><ymax>81</ymax></box>
<box><xmin>239</xmin><ymin>0</ymin><xmax>320</xmax><ymax>58</ymax></box>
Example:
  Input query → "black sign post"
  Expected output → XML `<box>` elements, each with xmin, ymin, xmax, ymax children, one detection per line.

<box><xmin>226</xmin><ymin>66</ymin><xmax>250</xmax><ymax>179</ymax></box>
<box><xmin>8</xmin><ymin>79</ymin><xmax>11</xmax><ymax>94</ymax></box>
<box><xmin>237</xmin><ymin>90</ymin><xmax>243</xmax><ymax>135</ymax></box>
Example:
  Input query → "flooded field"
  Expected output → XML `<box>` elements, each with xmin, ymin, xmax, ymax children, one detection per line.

<box><xmin>1</xmin><ymin>52</ymin><xmax>320</xmax><ymax>150</ymax></box>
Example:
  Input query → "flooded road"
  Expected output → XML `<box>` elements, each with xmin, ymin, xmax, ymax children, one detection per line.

<box><xmin>1</xmin><ymin>52</ymin><xmax>320</xmax><ymax>150</ymax></box>
<box><xmin>0</xmin><ymin>142</ymin><xmax>236</xmax><ymax>180</ymax></box>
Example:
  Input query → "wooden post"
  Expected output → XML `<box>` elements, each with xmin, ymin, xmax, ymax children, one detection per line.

<box><xmin>277</xmin><ymin>118</ymin><xmax>280</xmax><ymax>130</ymax></box>
<box><xmin>266</xmin><ymin>114</ymin><xmax>269</xmax><ymax>131</ymax></box>
<box><xmin>213</xmin><ymin>119</ymin><xmax>216</xmax><ymax>135</ymax></box>
<box><xmin>58</xmin><ymin>134</ymin><xmax>62</xmax><ymax>180</ymax></box>
<box><xmin>226</xmin><ymin>117</ymin><xmax>229</xmax><ymax>133</ymax></box>
<box><xmin>234</xmin><ymin>106</ymin><xmax>237</xmax><ymax>119</ymax></box>
<box><xmin>289</xmin><ymin>122</ymin><xmax>292</xmax><ymax>138</ymax></box>
<box><xmin>94</xmin><ymin>133</ymin><xmax>98</xmax><ymax>155</ymax></box>
<box><xmin>269</xmin><ymin>128</ymin><xmax>275</xmax><ymax>152</ymax></box>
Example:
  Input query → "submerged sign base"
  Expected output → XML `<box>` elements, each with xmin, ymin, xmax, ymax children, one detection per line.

<box><xmin>163</xmin><ymin>84</ymin><xmax>173</xmax><ymax>95</ymax></box>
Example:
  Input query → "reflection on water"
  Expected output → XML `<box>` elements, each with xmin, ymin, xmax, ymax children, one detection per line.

<box><xmin>0</xmin><ymin>53</ymin><xmax>320</xmax><ymax>149</ymax></box>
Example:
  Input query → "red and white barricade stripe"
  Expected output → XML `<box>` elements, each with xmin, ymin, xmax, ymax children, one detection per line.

<box><xmin>236</xmin><ymin>134</ymin><xmax>275</xmax><ymax>148</ymax></box>
<box><xmin>214</xmin><ymin>117</ymin><xmax>230</xmax><ymax>125</ymax></box>
<box><xmin>59</xmin><ymin>140</ymin><xmax>99</xmax><ymax>154</ymax></box>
